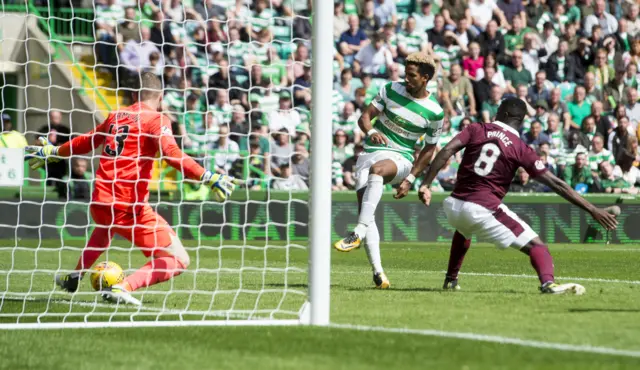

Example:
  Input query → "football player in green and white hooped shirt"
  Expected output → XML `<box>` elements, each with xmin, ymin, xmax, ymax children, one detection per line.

<box><xmin>333</xmin><ymin>53</ymin><xmax>444</xmax><ymax>289</ymax></box>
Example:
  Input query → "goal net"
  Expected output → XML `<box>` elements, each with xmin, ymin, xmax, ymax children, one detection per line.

<box><xmin>0</xmin><ymin>0</ymin><xmax>331</xmax><ymax>328</ymax></box>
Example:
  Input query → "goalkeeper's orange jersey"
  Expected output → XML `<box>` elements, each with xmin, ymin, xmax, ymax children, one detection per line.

<box><xmin>57</xmin><ymin>102</ymin><xmax>205</xmax><ymax>210</ymax></box>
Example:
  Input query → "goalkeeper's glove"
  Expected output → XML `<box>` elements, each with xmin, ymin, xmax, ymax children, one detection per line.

<box><xmin>25</xmin><ymin>137</ymin><xmax>60</xmax><ymax>170</ymax></box>
<box><xmin>201</xmin><ymin>171</ymin><xmax>237</xmax><ymax>202</ymax></box>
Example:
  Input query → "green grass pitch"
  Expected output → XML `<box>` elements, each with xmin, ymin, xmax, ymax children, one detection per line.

<box><xmin>1</xmin><ymin>240</ymin><xmax>640</xmax><ymax>369</ymax></box>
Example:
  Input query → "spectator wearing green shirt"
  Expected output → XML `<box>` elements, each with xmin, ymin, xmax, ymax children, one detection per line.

<box><xmin>598</xmin><ymin>161</ymin><xmax>632</xmax><ymax>194</ymax></box>
<box><xmin>503</xmin><ymin>50</ymin><xmax>532</xmax><ymax>95</ymax></box>
<box><xmin>261</xmin><ymin>47</ymin><xmax>288</xmax><ymax>87</ymax></box>
<box><xmin>563</xmin><ymin>152</ymin><xmax>594</xmax><ymax>190</ymax></box>
<box><xmin>481</xmin><ymin>85</ymin><xmax>503</xmax><ymax>123</ymax></box>
<box><xmin>179</xmin><ymin>94</ymin><xmax>206</xmax><ymax>150</ymax></box>
<box><xmin>567</xmin><ymin>86</ymin><xmax>592</xmax><ymax>130</ymax></box>
<box><xmin>503</xmin><ymin>17</ymin><xmax>531</xmax><ymax>55</ymax></box>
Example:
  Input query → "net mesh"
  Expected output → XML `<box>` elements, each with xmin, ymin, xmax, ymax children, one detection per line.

<box><xmin>0</xmin><ymin>0</ymin><xmax>313</xmax><ymax>325</ymax></box>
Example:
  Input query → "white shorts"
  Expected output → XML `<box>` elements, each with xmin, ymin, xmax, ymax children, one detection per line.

<box><xmin>442</xmin><ymin>196</ymin><xmax>538</xmax><ymax>249</ymax></box>
<box><xmin>354</xmin><ymin>150</ymin><xmax>413</xmax><ymax>190</ymax></box>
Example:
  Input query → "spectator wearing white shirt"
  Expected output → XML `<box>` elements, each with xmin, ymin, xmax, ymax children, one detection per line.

<box><xmin>272</xmin><ymin>163</ymin><xmax>308</xmax><ymax>190</ymax></box>
<box><xmin>469</xmin><ymin>0</ymin><xmax>507</xmax><ymax>32</ymax></box>
<box><xmin>625</xmin><ymin>87</ymin><xmax>640</xmax><ymax>130</ymax></box>
<box><xmin>211</xmin><ymin>124</ymin><xmax>240</xmax><ymax>174</ymax></box>
<box><xmin>268</xmin><ymin>90</ymin><xmax>301</xmax><ymax>137</ymax></box>
<box><xmin>353</xmin><ymin>32</ymin><xmax>394</xmax><ymax>77</ymax></box>
<box><xmin>412</xmin><ymin>0</ymin><xmax>435</xmax><ymax>32</ymax></box>
<box><xmin>120</xmin><ymin>27</ymin><xmax>164</xmax><ymax>77</ymax></box>
<box><xmin>583</xmin><ymin>0</ymin><xmax>618</xmax><ymax>37</ymax></box>
<box><xmin>374</xmin><ymin>0</ymin><xmax>398</xmax><ymax>26</ymax></box>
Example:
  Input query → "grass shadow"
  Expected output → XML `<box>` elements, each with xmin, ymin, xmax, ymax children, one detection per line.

<box><xmin>568</xmin><ymin>308</ymin><xmax>640</xmax><ymax>313</ymax></box>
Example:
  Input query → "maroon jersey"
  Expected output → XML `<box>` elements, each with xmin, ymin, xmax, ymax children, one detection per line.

<box><xmin>451</xmin><ymin>121</ymin><xmax>548</xmax><ymax>210</ymax></box>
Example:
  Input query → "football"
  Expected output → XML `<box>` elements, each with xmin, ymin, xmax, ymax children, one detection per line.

<box><xmin>90</xmin><ymin>261</ymin><xmax>125</xmax><ymax>291</ymax></box>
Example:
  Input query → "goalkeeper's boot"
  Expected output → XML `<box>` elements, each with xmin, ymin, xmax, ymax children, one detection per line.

<box><xmin>443</xmin><ymin>277</ymin><xmax>461</xmax><ymax>290</ymax></box>
<box><xmin>540</xmin><ymin>281</ymin><xmax>585</xmax><ymax>295</ymax></box>
<box><xmin>101</xmin><ymin>284</ymin><xmax>142</xmax><ymax>306</ymax></box>
<box><xmin>55</xmin><ymin>272</ymin><xmax>81</xmax><ymax>293</ymax></box>
<box><xmin>333</xmin><ymin>232</ymin><xmax>361</xmax><ymax>252</ymax></box>
<box><xmin>373</xmin><ymin>272</ymin><xmax>390</xmax><ymax>289</ymax></box>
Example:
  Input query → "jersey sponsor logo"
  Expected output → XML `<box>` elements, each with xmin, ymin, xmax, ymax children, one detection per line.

<box><xmin>487</xmin><ymin>130</ymin><xmax>513</xmax><ymax>147</ymax></box>
<box><xmin>535</xmin><ymin>160</ymin><xmax>545</xmax><ymax>170</ymax></box>
<box><xmin>161</xmin><ymin>126</ymin><xmax>172</xmax><ymax>137</ymax></box>
<box><xmin>380</xmin><ymin>118</ymin><xmax>421</xmax><ymax>140</ymax></box>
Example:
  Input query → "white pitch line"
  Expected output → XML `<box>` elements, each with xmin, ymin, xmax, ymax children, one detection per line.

<box><xmin>331</xmin><ymin>323</ymin><xmax>640</xmax><ymax>359</ymax></box>
<box><xmin>333</xmin><ymin>270</ymin><xmax>640</xmax><ymax>285</ymax></box>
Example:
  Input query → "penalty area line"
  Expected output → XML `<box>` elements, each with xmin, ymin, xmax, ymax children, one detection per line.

<box><xmin>331</xmin><ymin>323</ymin><xmax>640</xmax><ymax>359</ymax></box>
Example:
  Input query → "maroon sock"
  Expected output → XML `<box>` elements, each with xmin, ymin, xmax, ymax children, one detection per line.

<box><xmin>529</xmin><ymin>244</ymin><xmax>555</xmax><ymax>285</ymax></box>
<box><xmin>446</xmin><ymin>231</ymin><xmax>471</xmax><ymax>280</ymax></box>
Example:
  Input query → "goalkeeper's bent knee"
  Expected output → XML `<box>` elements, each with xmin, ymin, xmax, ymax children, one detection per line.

<box><xmin>164</xmin><ymin>234</ymin><xmax>191</xmax><ymax>268</ymax></box>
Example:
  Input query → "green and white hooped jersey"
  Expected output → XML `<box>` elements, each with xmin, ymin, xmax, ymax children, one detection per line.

<box><xmin>367</xmin><ymin>82</ymin><xmax>445</xmax><ymax>162</ymax></box>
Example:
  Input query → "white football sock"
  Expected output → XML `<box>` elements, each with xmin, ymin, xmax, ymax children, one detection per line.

<box><xmin>364</xmin><ymin>222</ymin><xmax>383</xmax><ymax>274</ymax></box>
<box><xmin>354</xmin><ymin>174</ymin><xmax>384</xmax><ymax>239</ymax></box>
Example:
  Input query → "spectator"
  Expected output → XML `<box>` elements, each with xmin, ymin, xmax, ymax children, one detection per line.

<box><xmin>270</xmin><ymin>129</ymin><xmax>294</xmax><ymax>175</ymax></box>
<box><xmin>333</xmin><ymin>129</ymin><xmax>355</xmax><ymax>165</ymax></box>
<box><xmin>359</xmin><ymin>0</ymin><xmax>381</xmax><ymax>38</ymax></box>
<box><xmin>462</xmin><ymin>42</ymin><xmax>484</xmax><ymax>79</ymax></box>
<box><xmin>521</xmin><ymin>32</ymin><xmax>545</xmax><ymax>76</ymax></box>
<box><xmin>504</xmin><ymin>50</ymin><xmax>532</xmax><ymax>95</ymax></box>
<box><xmin>540</xmin><ymin>22</ymin><xmax>559</xmax><ymax>64</ymax></box>
<box><xmin>530</xmin><ymin>99</ymin><xmax>550</xmax><ymax>130</ymax></box>
<box><xmin>268</xmin><ymin>90</ymin><xmax>301</xmax><ymax>136</ymax></box>
<box><xmin>538</xmin><ymin>142</ymin><xmax>556</xmax><ymax>172</ymax></box>
<box><xmin>454</xmin><ymin>18</ymin><xmax>477</xmax><ymax>49</ymax></box>
<box><xmin>210</xmin><ymin>89</ymin><xmax>232</xmax><ymax>126</ymax></box>
<box><xmin>335</xmin><ymin>68</ymin><xmax>360</xmax><ymax>102</ymax></box>
<box><xmin>469</xmin><ymin>0</ymin><xmax>507</xmax><ymax>32</ymax></box>
<box><xmin>522</xmin><ymin>120</ymin><xmax>549</xmax><ymax>147</ymax></box>
<box><xmin>149</xmin><ymin>11</ymin><xmax>176</xmax><ymax>57</ymax></box>
<box><xmin>291</xmin><ymin>142</ymin><xmax>310</xmax><ymax>184</ymax></box>
<box><xmin>583</xmin><ymin>72</ymin><xmax>604</xmax><ymax>104</ymax></box>
<box><xmin>580</xmin><ymin>116</ymin><xmax>598</xmax><ymax>147</ymax></box>
<box><xmin>373</xmin><ymin>0</ymin><xmax>398</xmax><ymax>26</ymax></box>
<box><xmin>563</xmin><ymin>152</ymin><xmax>595</xmax><ymax>190</ymax></box>
<box><xmin>478</xmin><ymin>20</ymin><xmax>505</xmax><ymax>60</ymax></box>
<box><xmin>333</xmin><ymin>102</ymin><xmax>361</xmax><ymax>141</ymax></box>
<box><xmin>474</xmin><ymin>65</ymin><xmax>496</xmax><ymax>109</ymax></box>
<box><xmin>436</xmin><ymin>116</ymin><xmax>460</xmax><ymax>150</ymax></box>
<box><xmin>37</xmin><ymin>110</ymin><xmax>71</xmax><ymax>185</ymax></box>
<box><xmin>584</xmin><ymin>0</ymin><xmax>618</xmax><ymax>38</ymax></box>
<box><xmin>598</xmin><ymin>161</ymin><xmax>633</xmax><ymax>194</ymax></box>
<box><xmin>547</xmin><ymin>88</ymin><xmax>568</xmax><ymax>120</ymax></box>
<box><xmin>536</xmin><ymin>2</ymin><xmax>568</xmax><ymax>36</ymax></box>
<box><xmin>210</xmin><ymin>124</ymin><xmax>240</xmax><ymax>174</ymax></box>
<box><xmin>178</xmin><ymin>94</ymin><xmax>207</xmax><ymax>150</ymax></box>
<box><xmin>228</xmin><ymin>104</ymin><xmax>248</xmax><ymax>142</ymax></box>
<box><xmin>333</xmin><ymin>0</ymin><xmax>349</xmax><ymax>40</ymax></box>
<box><xmin>441</xmin><ymin>0</ymin><xmax>471</xmax><ymax>30</ymax></box>
<box><xmin>608</xmin><ymin>116</ymin><xmax>631</xmax><ymax>159</ymax></box>
<box><xmin>525</xmin><ymin>0</ymin><xmax>545</xmax><ymax>31</ymax></box>
<box><xmin>272</xmin><ymin>163</ymin><xmax>308</xmax><ymax>190</ymax></box>
<box><xmin>568</xmin><ymin>39</ymin><xmax>593</xmax><ymax>84</ymax></box>
<box><xmin>442</xmin><ymin>64</ymin><xmax>476</xmax><ymax>117</ymax></box>
<box><xmin>286</xmin><ymin>43</ymin><xmax>309</xmax><ymax>84</ymax></box>
<box><xmin>625</xmin><ymin>87</ymin><xmax>640</xmax><ymax>129</ymax></box>
<box><xmin>339</xmin><ymin>15</ymin><xmax>369</xmax><ymax>66</ymax></box>
<box><xmin>427</xmin><ymin>14</ymin><xmax>446</xmax><ymax>49</ymax></box>
<box><xmin>591</xmin><ymin>101</ymin><xmax>613</xmax><ymax>138</ymax></box>
<box><xmin>353</xmin><ymin>32</ymin><xmax>394</xmax><ymax>77</ymax></box>
<box><xmin>624</xmin><ymin>62</ymin><xmax>638</xmax><ymax>89</ymax></box>
<box><xmin>614</xmin><ymin>145</ymin><xmax>640</xmax><ymax>187</ymax></box>
<box><xmin>567</xmin><ymin>86</ymin><xmax>592</xmax><ymax>130</ymax></box>
<box><xmin>238</xmin><ymin>112</ymin><xmax>270</xmax><ymax>155</ymax></box>
<box><xmin>475</xmin><ymin>53</ymin><xmax>506</xmax><ymax>89</ymax></box>
<box><xmin>588</xmin><ymin>133</ymin><xmax>615</xmax><ymax>171</ymax></box>
<box><xmin>588</xmin><ymin>48</ymin><xmax>616</xmax><ymax>90</ymax></box>
<box><xmin>557</xmin><ymin>131</ymin><xmax>588</xmax><ymax>171</ymax></box>
<box><xmin>503</xmin><ymin>16</ymin><xmax>529</xmax><ymax>56</ymax></box>
<box><xmin>510</xmin><ymin>167</ymin><xmax>546</xmax><ymax>192</ymax></box>
<box><xmin>342</xmin><ymin>144</ymin><xmax>363</xmax><ymax>189</ymax></box>
<box><xmin>498</xmin><ymin>0</ymin><xmax>525</xmax><ymax>25</ymax></box>
<box><xmin>116</xmin><ymin>7</ymin><xmax>141</xmax><ymax>45</ymax></box>
<box><xmin>94</xmin><ymin>0</ymin><xmax>124</xmax><ymax>69</ymax></box>
<box><xmin>545</xmin><ymin>113</ymin><xmax>564</xmax><ymax>156</ymax></box>
<box><xmin>381</xmin><ymin>22</ymin><xmax>399</xmax><ymax>60</ymax></box>
<box><xmin>436</xmin><ymin>156</ymin><xmax>458</xmax><ymax>191</ymax></box>
<box><xmin>603</xmin><ymin>68</ymin><xmax>628</xmax><ymax>111</ymax></box>
<box><xmin>481</xmin><ymin>85</ymin><xmax>503</xmax><ymax>123</ymax></box>
<box><xmin>528</xmin><ymin>70</ymin><xmax>550</xmax><ymax>104</ymax></box>
<box><xmin>626</xmin><ymin>4</ymin><xmax>640</xmax><ymax>38</ymax></box>
<box><xmin>120</xmin><ymin>27</ymin><xmax>163</xmax><ymax>79</ymax></box>
<box><xmin>413</xmin><ymin>0</ymin><xmax>435</xmax><ymax>32</ymax></box>
<box><xmin>397</xmin><ymin>17</ymin><xmax>429</xmax><ymax>59</ymax></box>
<box><xmin>434</xmin><ymin>32</ymin><xmax>466</xmax><ymax>76</ymax></box>
<box><xmin>58</xmin><ymin>158</ymin><xmax>92</xmax><ymax>201</ymax></box>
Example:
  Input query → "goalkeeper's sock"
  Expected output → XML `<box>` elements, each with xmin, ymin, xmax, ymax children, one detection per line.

<box><xmin>363</xmin><ymin>222</ymin><xmax>383</xmax><ymax>274</ymax></box>
<box><xmin>528</xmin><ymin>244</ymin><xmax>555</xmax><ymax>284</ymax></box>
<box><xmin>75</xmin><ymin>228</ymin><xmax>111</xmax><ymax>274</ymax></box>
<box><xmin>123</xmin><ymin>256</ymin><xmax>187</xmax><ymax>292</ymax></box>
<box><xmin>446</xmin><ymin>231</ymin><xmax>471</xmax><ymax>280</ymax></box>
<box><xmin>354</xmin><ymin>174</ymin><xmax>384</xmax><ymax>239</ymax></box>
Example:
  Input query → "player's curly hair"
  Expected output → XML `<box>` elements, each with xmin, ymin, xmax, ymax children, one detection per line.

<box><xmin>405</xmin><ymin>52</ymin><xmax>436</xmax><ymax>80</ymax></box>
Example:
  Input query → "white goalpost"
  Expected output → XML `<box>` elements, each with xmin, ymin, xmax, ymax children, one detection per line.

<box><xmin>0</xmin><ymin>0</ymin><xmax>332</xmax><ymax>329</ymax></box>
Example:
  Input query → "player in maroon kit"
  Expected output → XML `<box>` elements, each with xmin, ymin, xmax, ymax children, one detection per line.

<box><xmin>415</xmin><ymin>98</ymin><xmax>617</xmax><ymax>294</ymax></box>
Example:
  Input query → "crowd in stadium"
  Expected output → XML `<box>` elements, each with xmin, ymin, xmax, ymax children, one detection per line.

<box><xmin>51</xmin><ymin>0</ymin><xmax>640</xmax><ymax>197</ymax></box>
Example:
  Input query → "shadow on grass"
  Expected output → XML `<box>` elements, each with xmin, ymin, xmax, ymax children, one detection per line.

<box><xmin>343</xmin><ymin>287</ymin><xmax>527</xmax><ymax>294</ymax></box>
<box><xmin>265</xmin><ymin>283</ymin><xmax>309</xmax><ymax>289</ymax></box>
<box><xmin>568</xmin><ymin>308</ymin><xmax>640</xmax><ymax>313</ymax></box>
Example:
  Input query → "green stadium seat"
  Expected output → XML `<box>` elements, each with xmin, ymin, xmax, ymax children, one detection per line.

<box><xmin>344</xmin><ymin>0</ymin><xmax>358</xmax><ymax>14</ymax></box>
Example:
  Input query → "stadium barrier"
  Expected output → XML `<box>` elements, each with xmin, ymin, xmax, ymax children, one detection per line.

<box><xmin>2</xmin><ymin>192</ymin><xmax>638</xmax><ymax>244</ymax></box>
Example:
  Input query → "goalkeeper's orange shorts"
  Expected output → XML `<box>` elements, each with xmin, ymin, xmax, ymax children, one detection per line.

<box><xmin>90</xmin><ymin>204</ymin><xmax>175</xmax><ymax>256</ymax></box>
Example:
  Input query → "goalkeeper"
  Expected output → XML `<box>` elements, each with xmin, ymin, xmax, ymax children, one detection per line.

<box><xmin>26</xmin><ymin>72</ymin><xmax>237</xmax><ymax>306</ymax></box>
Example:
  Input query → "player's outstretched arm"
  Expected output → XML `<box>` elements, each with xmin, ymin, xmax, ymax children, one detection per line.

<box><xmin>159</xmin><ymin>130</ymin><xmax>238</xmax><ymax>201</ymax></box>
<box><xmin>535</xmin><ymin>171</ymin><xmax>618</xmax><ymax>230</ymax></box>
<box><xmin>394</xmin><ymin>143</ymin><xmax>438</xmax><ymax>199</ymax></box>
<box><xmin>418</xmin><ymin>137</ymin><xmax>466</xmax><ymax>206</ymax></box>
